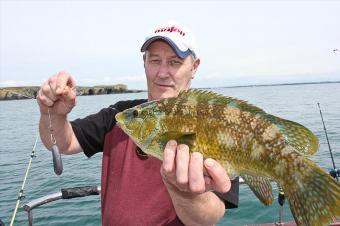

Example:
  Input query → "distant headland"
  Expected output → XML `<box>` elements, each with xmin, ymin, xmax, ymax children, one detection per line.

<box><xmin>0</xmin><ymin>84</ymin><xmax>144</xmax><ymax>101</ymax></box>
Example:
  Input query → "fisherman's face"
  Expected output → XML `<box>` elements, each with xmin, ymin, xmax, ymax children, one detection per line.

<box><xmin>144</xmin><ymin>40</ymin><xmax>200</xmax><ymax>100</ymax></box>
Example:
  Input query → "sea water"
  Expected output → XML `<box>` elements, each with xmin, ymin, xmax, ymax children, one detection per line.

<box><xmin>0</xmin><ymin>83</ymin><xmax>339</xmax><ymax>226</ymax></box>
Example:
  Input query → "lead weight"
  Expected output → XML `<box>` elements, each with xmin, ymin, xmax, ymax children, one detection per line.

<box><xmin>52</xmin><ymin>144</ymin><xmax>63</xmax><ymax>175</ymax></box>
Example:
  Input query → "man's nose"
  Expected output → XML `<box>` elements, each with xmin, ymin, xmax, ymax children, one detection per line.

<box><xmin>157</xmin><ymin>62</ymin><xmax>170</xmax><ymax>78</ymax></box>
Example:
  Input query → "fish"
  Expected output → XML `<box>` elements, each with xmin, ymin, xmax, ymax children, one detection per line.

<box><xmin>115</xmin><ymin>89</ymin><xmax>340</xmax><ymax>226</ymax></box>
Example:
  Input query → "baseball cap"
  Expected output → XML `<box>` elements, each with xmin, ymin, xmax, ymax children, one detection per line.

<box><xmin>141</xmin><ymin>22</ymin><xmax>197</xmax><ymax>59</ymax></box>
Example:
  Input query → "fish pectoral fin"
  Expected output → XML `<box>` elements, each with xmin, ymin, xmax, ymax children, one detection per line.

<box><xmin>159</xmin><ymin>131</ymin><xmax>196</xmax><ymax>150</ymax></box>
<box><xmin>241</xmin><ymin>174</ymin><xmax>274</xmax><ymax>205</ymax></box>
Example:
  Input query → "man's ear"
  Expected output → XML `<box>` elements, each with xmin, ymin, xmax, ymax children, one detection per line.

<box><xmin>143</xmin><ymin>54</ymin><xmax>146</xmax><ymax>68</ymax></box>
<box><xmin>191</xmin><ymin>58</ymin><xmax>200</xmax><ymax>79</ymax></box>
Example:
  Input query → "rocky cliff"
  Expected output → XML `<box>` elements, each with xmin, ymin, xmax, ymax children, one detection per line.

<box><xmin>0</xmin><ymin>84</ymin><xmax>142</xmax><ymax>101</ymax></box>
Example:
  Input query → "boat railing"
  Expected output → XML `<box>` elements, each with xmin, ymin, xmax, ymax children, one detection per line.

<box><xmin>23</xmin><ymin>185</ymin><xmax>101</xmax><ymax>226</ymax></box>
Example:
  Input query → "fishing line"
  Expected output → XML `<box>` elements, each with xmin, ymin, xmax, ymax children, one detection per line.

<box><xmin>317</xmin><ymin>103</ymin><xmax>339</xmax><ymax>181</ymax></box>
<box><xmin>9</xmin><ymin>134</ymin><xmax>39</xmax><ymax>226</ymax></box>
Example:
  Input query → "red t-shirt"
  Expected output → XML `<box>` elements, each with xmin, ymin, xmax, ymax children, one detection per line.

<box><xmin>101</xmin><ymin>126</ymin><xmax>183</xmax><ymax>226</ymax></box>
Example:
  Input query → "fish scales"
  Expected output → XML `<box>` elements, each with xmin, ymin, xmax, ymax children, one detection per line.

<box><xmin>162</xmin><ymin>99</ymin><xmax>255</xmax><ymax>169</ymax></box>
<box><xmin>116</xmin><ymin>89</ymin><xmax>340</xmax><ymax>226</ymax></box>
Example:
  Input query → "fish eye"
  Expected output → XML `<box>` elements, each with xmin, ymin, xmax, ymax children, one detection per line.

<box><xmin>132</xmin><ymin>109</ymin><xmax>139</xmax><ymax>118</ymax></box>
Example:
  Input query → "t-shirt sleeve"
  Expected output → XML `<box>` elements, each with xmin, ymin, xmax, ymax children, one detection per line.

<box><xmin>71</xmin><ymin>106</ymin><xmax>118</xmax><ymax>157</ymax></box>
<box><xmin>71</xmin><ymin>99</ymin><xmax>147</xmax><ymax>158</ymax></box>
<box><xmin>214</xmin><ymin>177</ymin><xmax>239</xmax><ymax>209</ymax></box>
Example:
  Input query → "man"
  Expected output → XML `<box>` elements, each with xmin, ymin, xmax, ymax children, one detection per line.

<box><xmin>37</xmin><ymin>22</ymin><xmax>239</xmax><ymax>226</ymax></box>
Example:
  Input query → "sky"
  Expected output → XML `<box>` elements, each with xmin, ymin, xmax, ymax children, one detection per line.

<box><xmin>0</xmin><ymin>0</ymin><xmax>339</xmax><ymax>89</ymax></box>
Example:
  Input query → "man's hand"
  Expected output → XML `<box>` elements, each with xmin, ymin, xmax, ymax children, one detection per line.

<box><xmin>160</xmin><ymin>140</ymin><xmax>230</xmax><ymax>226</ymax></box>
<box><xmin>37</xmin><ymin>71</ymin><xmax>82</xmax><ymax>155</ymax></box>
<box><xmin>37</xmin><ymin>71</ymin><xmax>77</xmax><ymax>116</ymax></box>
<box><xmin>161</xmin><ymin>139</ymin><xmax>231</xmax><ymax>195</ymax></box>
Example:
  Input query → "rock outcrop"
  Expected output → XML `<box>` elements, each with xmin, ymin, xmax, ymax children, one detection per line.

<box><xmin>0</xmin><ymin>87</ymin><xmax>40</xmax><ymax>100</ymax></box>
<box><xmin>0</xmin><ymin>84</ymin><xmax>141</xmax><ymax>101</ymax></box>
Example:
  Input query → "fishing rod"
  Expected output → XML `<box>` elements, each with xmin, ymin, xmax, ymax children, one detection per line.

<box><xmin>9</xmin><ymin>134</ymin><xmax>39</xmax><ymax>226</ymax></box>
<box><xmin>317</xmin><ymin>103</ymin><xmax>339</xmax><ymax>181</ymax></box>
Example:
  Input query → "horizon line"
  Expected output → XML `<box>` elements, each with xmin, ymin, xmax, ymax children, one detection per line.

<box><xmin>1</xmin><ymin>80</ymin><xmax>339</xmax><ymax>90</ymax></box>
<box><xmin>198</xmin><ymin>80</ymin><xmax>340</xmax><ymax>90</ymax></box>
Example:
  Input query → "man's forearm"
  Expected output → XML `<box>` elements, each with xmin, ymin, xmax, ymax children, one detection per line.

<box><xmin>168</xmin><ymin>187</ymin><xmax>225</xmax><ymax>226</ymax></box>
<box><xmin>39</xmin><ymin>113</ymin><xmax>81</xmax><ymax>154</ymax></box>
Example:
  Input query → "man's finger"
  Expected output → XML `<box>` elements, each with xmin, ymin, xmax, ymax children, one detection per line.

<box><xmin>40</xmin><ymin>81</ymin><xmax>57</xmax><ymax>102</ymax></box>
<box><xmin>37</xmin><ymin>89</ymin><xmax>54</xmax><ymax>107</ymax></box>
<box><xmin>47</xmin><ymin>74</ymin><xmax>59</xmax><ymax>97</ymax></box>
<box><xmin>188</xmin><ymin>152</ymin><xmax>205</xmax><ymax>193</ymax></box>
<box><xmin>204</xmin><ymin>158</ymin><xmax>231</xmax><ymax>193</ymax></box>
<box><xmin>175</xmin><ymin>144</ymin><xmax>190</xmax><ymax>188</ymax></box>
<box><xmin>60</xmin><ymin>86</ymin><xmax>77</xmax><ymax>108</ymax></box>
<box><xmin>162</xmin><ymin>140</ymin><xmax>177</xmax><ymax>174</ymax></box>
<box><xmin>55</xmin><ymin>71</ymin><xmax>74</xmax><ymax>95</ymax></box>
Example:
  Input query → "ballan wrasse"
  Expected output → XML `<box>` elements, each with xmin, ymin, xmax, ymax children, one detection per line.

<box><xmin>115</xmin><ymin>89</ymin><xmax>340</xmax><ymax>226</ymax></box>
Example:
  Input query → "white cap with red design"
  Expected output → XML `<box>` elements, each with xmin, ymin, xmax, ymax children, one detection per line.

<box><xmin>141</xmin><ymin>21</ymin><xmax>197</xmax><ymax>59</ymax></box>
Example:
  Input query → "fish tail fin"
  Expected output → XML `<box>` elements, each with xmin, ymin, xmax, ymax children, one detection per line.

<box><xmin>282</xmin><ymin>160</ymin><xmax>340</xmax><ymax>226</ymax></box>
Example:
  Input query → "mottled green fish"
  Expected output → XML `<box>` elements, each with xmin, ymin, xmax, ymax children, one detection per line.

<box><xmin>115</xmin><ymin>89</ymin><xmax>340</xmax><ymax>226</ymax></box>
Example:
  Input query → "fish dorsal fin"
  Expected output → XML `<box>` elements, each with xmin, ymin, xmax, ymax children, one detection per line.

<box><xmin>266</xmin><ymin>115</ymin><xmax>319</xmax><ymax>156</ymax></box>
<box><xmin>159</xmin><ymin>131</ymin><xmax>196</xmax><ymax>150</ymax></box>
<box><xmin>178</xmin><ymin>89</ymin><xmax>265</xmax><ymax>115</ymax></box>
<box><xmin>241</xmin><ymin>174</ymin><xmax>274</xmax><ymax>205</ymax></box>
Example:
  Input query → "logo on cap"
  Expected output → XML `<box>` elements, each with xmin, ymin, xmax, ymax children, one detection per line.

<box><xmin>155</xmin><ymin>26</ymin><xmax>186</xmax><ymax>37</ymax></box>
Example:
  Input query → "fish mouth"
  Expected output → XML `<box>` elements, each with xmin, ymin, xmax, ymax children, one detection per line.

<box><xmin>115</xmin><ymin>112</ymin><xmax>130</xmax><ymax>136</ymax></box>
<box><xmin>115</xmin><ymin>112</ymin><xmax>124</xmax><ymax>128</ymax></box>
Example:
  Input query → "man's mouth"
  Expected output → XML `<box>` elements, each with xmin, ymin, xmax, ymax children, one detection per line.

<box><xmin>155</xmin><ymin>83</ymin><xmax>173</xmax><ymax>88</ymax></box>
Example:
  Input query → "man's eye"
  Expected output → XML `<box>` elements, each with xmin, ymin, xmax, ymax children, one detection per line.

<box><xmin>169</xmin><ymin>60</ymin><xmax>182</xmax><ymax>65</ymax></box>
<box><xmin>150</xmin><ymin>59</ymin><xmax>160</xmax><ymax>64</ymax></box>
